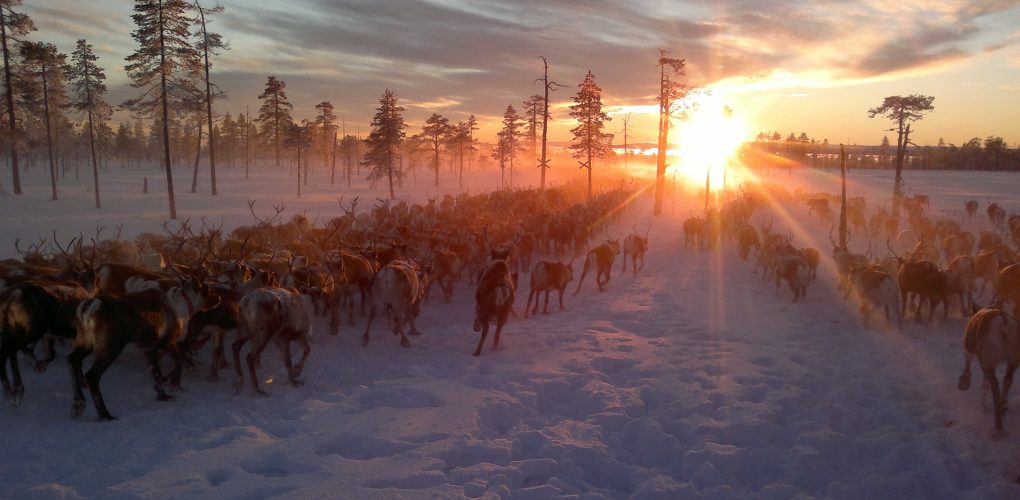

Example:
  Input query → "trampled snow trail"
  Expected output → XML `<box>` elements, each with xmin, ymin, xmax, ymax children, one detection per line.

<box><xmin>2</xmin><ymin>168</ymin><xmax>1020</xmax><ymax>498</ymax></box>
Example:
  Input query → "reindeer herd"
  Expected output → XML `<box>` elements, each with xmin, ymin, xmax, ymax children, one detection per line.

<box><xmin>682</xmin><ymin>185</ymin><xmax>1020</xmax><ymax>434</ymax></box>
<box><xmin>0</xmin><ymin>186</ymin><xmax>646</xmax><ymax>421</ymax></box>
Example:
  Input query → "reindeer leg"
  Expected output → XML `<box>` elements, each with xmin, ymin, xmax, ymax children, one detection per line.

<box><xmin>362</xmin><ymin>305</ymin><xmax>375</xmax><ymax>347</ymax></box>
<box><xmin>558</xmin><ymin>288</ymin><xmax>566</xmax><ymax>310</ymax></box>
<box><xmin>278</xmin><ymin>337</ymin><xmax>296</xmax><ymax>386</ymax></box>
<box><xmin>246</xmin><ymin>337</ymin><xmax>269</xmax><ymax>396</ymax></box>
<box><xmin>7</xmin><ymin>346</ymin><xmax>24</xmax><ymax>406</ymax></box>
<box><xmin>0</xmin><ymin>347</ymin><xmax>11</xmax><ymax>396</ymax></box>
<box><xmin>988</xmin><ymin>368</ymin><xmax>1005</xmax><ymax>432</ymax></box>
<box><xmin>1002</xmin><ymin>363</ymin><xmax>1017</xmax><ymax>414</ymax></box>
<box><xmin>525</xmin><ymin>290</ymin><xmax>534</xmax><ymax>318</ymax></box>
<box><xmin>68</xmin><ymin>346</ymin><xmax>90</xmax><ymax>418</ymax></box>
<box><xmin>292</xmin><ymin>335</ymin><xmax>311</xmax><ymax>383</ymax></box>
<box><xmin>146</xmin><ymin>349</ymin><xmax>173</xmax><ymax>401</ymax></box>
<box><xmin>85</xmin><ymin>345</ymin><xmax>124</xmax><ymax>421</ymax></box>
<box><xmin>231</xmin><ymin>335</ymin><xmax>249</xmax><ymax>394</ymax></box>
<box><xmin>543</xmin><ymin>290</ymin><xmax>551</xmax><ymax>314</ymax></box>
<box><xmin>34</xmin><ymin>336</ymin><xmax>56</xmax><ymax>372</ymax></box>
<box><xmin>473</xmin><ymin>321</ymin><xmax>488</xmax><ymax>356</ymax></box>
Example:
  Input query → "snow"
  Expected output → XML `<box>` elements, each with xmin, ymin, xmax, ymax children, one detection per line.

<box><xmin>2</xmin><ymin>160</ymin><xmax>1020</xmax><ymax>499</ymax></box>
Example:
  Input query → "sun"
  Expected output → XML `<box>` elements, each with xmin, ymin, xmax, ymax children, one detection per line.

<box><xmin>672</xmin><ymin>94</ymin><xmax>750</xmax><ymax>192</ymax></box>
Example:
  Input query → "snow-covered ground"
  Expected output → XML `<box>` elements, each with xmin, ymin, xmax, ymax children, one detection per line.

<box><xmin>1</xmin><ymin>159</ymin><xmax>1019</xmax><ymax>499</ymax></box>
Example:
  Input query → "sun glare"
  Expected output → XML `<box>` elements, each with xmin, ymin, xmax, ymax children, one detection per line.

<box><xmin>672</xmin><ymin>94</ymin><xmax>750</xmax><ymax>192</ymax></box>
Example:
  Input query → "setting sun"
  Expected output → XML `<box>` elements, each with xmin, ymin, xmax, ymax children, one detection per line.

<box><xmin>672</xmin><ymin>94</ymin><xmax>750</xmax><ymax>192</ymax></box>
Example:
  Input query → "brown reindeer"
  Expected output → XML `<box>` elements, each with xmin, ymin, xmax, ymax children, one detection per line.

<box><xmin>525</xmin><ymin>260</ymin><xmax>573</xmax><ymax>317</ymax></box>
<box><xmin>473</xmin><ymin>260</ymin><xmax>516</xmax><ymax>356</ymax></box>
<box><xmin>574</xmin><ymin>238</ymin><xmax>621</xmax><ymax>294</ymax></box>
<box><xmin>958</xmin><ymin>305</ymin><xmax>1020</xmax><ymax>433</ymax></box>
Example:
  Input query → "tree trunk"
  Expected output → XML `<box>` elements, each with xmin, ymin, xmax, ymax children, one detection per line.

<box><xmin>653</xmin><ymin>64</ymin><xmax>668</xmax><ymax>215</ymax></box>
<box><xmin>838</xmin><ymin>144</ymin><xmax>847</xmax><ymax>250</ymax></box>
<box><xmin>40</xmin><ymin>61</ymin><xmax>58</xmax><ymax>200</ymax></box>
<box><xmin>191</xmin><ymin>125</ymin><xmax>202</xmax><ymax>193</ymax></box>
<box><xmin>330</xmin><ymin>130</ymin><xmax>337</xmax><ymax>184</ymax></box>
<box><xmin>158</xmin><ymin>0</ymin><xmax>178</xmax><ymax>219</ymax></box>
<box><xmin>539</xmin><ymin>57</ymin><xmax>550</xmax><ymax>191</ymax></box>
<box><xmin>198</xmin><ymin>6</ymin><xmax>218</xmax><ymax>196</ymax></box>
<box><xmin>1</xmin><ymin>11</ymin><xmax>21</xmax><ymax>194</ymax></box>
<box><xmin>87</xmin><ymin>105</ymin><xmax>101</xmax><ymax>208</ymax></box>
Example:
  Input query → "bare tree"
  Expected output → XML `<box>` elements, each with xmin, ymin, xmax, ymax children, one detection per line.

<box><xmin>21</xmin><ymin>42</ymin><xmax>68</xmax><ymax>201</ymax></box>
<box><xmin>534</xmin><ymin>56</ymin><xmax>564</xmax><ymax>191</ymax></box>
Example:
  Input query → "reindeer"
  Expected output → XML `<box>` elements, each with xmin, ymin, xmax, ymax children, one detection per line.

<box><xmin>231</xmin><ymin>287</ymin><xmax>314</xmax><ymax>396</ymax></box>
<box><xmin>69</xmin><ymin>279</ymin><xmax>210</xmax><ymax>420</ymax></box>
<box><xmin>987</xmin><ymin>202</ymin><xmax>1007</xmax><ymax>229</ymax></box>
<box><xmin>473</xmin><ymin>259</ymin><xmax>516</xmax><ymax>356</ymax></box>
<box><xmin>621</xmin><ymin>222</ymin><xmax>650</xmax><ymax>275</ymax></box>
<box><xmin>429</xmin><ymin>248</ymin><xmax>463</xmax><ymax>303</ymax></box>
<box><xmin>737</xmin><ymin>224</ymin><xmax>760</xmax><ymax>261</ymax></box>
<box><xmin>0</xmin><ymin>281</ymin><xmax>91</xmax><ymax>405</ymax></box>
<box><xmin>958</xmin><ymin>304</ymin><xmax>1020</xmax><ymax>433</ymax></box>
<box><xmin>965</xmin><ymin>200</ymin><xmax>979</xmax><ymax>218</ymax></box>
<box><xmin>848</xmin><ymin>265</ymin><xmax>901</xmax><ymax>327</ymax></box>
<box><xmin>525</xmin><ymin>260</ymin><xmax>573</xmax><ymax>317</ymax></box>
<box><xmin>362</xmin><ymin>260</ymin><xmax>428</xmax><ymax>348</ymax></box>
<box><xmin>682</xmin><ymin>217</ymin><xmax>703</xmax><ymax>249</ymax></box>
<box><xmin>774</xmin><ymin>246</ymin><xmax>810</xmax><ymax>302</ymax></box>
<box><xmin>574</xmin><ymin>238</ymin><xmax>621</xmax><ymax>294</ymax></box>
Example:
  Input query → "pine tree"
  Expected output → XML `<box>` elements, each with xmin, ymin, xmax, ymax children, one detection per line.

<box><xmin>867</xmin><ymin>94</ymin><xmax>935</xmax><ymax>216</ymax></box>
<box><xmin>569</xmin><ymin>70</ymin><xmax>613</xmax><ymax>199</ymax></box>
<box><xmin>522</xmin><ymin>94</ymin><xmax>542</xmax><ymax>157</ymax></box>
<box><xmin>492</xmin><ymin>105</ymin><xmax>523</xmax><ymax>189</ymax></box>
<box><xmin>257</xmin><ymin>75</ymin><xmax>292</xmax><ymax>168</ymax></box>
<box><xmin>21</xmin><ymin>42</ymin><xmax>68</xmax><ymax>201</ymax></box>
<box><xmin>313</xmin><ymin>100</ymin><xmax>336</xmax><ymax>181</ymax></box>
<box><xmin>420</xmin><ymin>113</ymin><xmax>450</xmax><ymax>188</ymax></box>
<box><xmin>124</xmin><ymin>0</ymin><xmax>200</xmax><ymax>219</ymax></box>
<box><xmin>654</xmin><ymin>50</ymin><xmax>691</xmax><ymax>215</ymax></box>
<box><xmin>67</xmin><ymin>39</ymin><xmax>111</xmax><ymax>208</ymax></box>
<box><xmin>193</xmin><ymin>0</ymin><xmax>227</xmax><ymax>195</ymax></box>
<box><xmin>363</xmin><ymin>89</ymin><xmax>405</xmax><ymax>199</ymax></box>
<box><xmin>0</xmin><ymin>0</ymin><xmax>33</xmax><ymax>194</ymax></box>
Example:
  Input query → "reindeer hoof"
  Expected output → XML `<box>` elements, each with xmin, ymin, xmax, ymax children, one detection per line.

<box><xmin>400</xmin><ymin>338</ymin><xmax>411</xmax><ymax>348</ymax></box>
<box><xmin>473</xmin><ymin>320</ymin><xmax>481</xmax><ymax>332</ymax></box>
<box><xmin>958</xmin><ymin>376</ymin><xmax>971</xmax><ymax>391</ymax></box>
<box><xmin>361</xmin><ymin>336</ymin><xmax>370</xmax><ymax>347</ymax></box>
<box><xmin>232</xmin><ymin>379</ymin><xmax>244</xmax><ymax>394</ymax></box>
<box><xmin>156</xmin><ymin>393</ymin><xmax>174</xmax><ymax>402</ymax></box>
<box><xmin>254</xmin><ymin>389</ymin><xmax>267</xmax><ymax>397</ymax></box>
<box><xmin>472</xmin><ymin>350</ymin><xmax>481</xmax><ymax>357</ymax></box>
<box><xmin>71</xmin><ymin>401</ymin><xmax>85</xmax><ymax>418</ymax></box>
<box><xmin>410</xmin><ymin>329</ymin><xmax>421</xmax><ymax>336</ymax></box>
<box><xmin>290</xmin><ymin>379</ymin><xmax>304</xmax><ymax>387</ymax></box>
<box><xmin>34</xmin><ymin>361</ymin><xmax>48</xmax><ymax>373</ymax></box>
<box><xmin>99</xmin><ymin>413</ymin><xmax>118</xmax><ymax>421</ymax></box>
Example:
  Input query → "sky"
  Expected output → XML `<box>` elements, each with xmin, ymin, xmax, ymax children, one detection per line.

<box><xmin>25</xmin><ymin>0</ymin><xmax>1020</xmax><ymax>147</ymax></box>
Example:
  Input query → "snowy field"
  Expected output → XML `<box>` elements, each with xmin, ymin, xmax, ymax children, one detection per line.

<box><xmin>1</xmin><ymin>159</ymin><xmax>1020</xmax><ymax>499</ymax></box>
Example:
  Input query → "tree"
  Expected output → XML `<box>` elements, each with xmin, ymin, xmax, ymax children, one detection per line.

<box><xmin>124</xmin><ymin>0</ymin><xmax>200</xmax><ymax>220</ymax></box>
<box><xmin>420</xmin><ymin>113</ymin><xmax>450</xmax><ymax>188</ymax></box>
<box><xmin>193</xmin><ymin>0</ymin><xmax>227</xmax><ymax>195</ymax></box>
<box><xmin>20</xmin><ymin>42</ymin><xmax>68</xmax><ymax>200</ymax></box>
<box><xmin>285</xmin><ymin>119</ymin><xmax>310</xmax><ymax>196</ymax></box>
<box><xmin>67</xmin><ymin>39</ymin><xmax>111</xmax><ymax>208</ymax></box>
<box><xmin>313</xmin><ymin>101</ymin><xmax>336</xmax><ymax>182</ymax></box>
<box><xmin>534</xmin><ymin>56</ymin><xmax>564</xmax><ymax>191</ymax></box>
<box><xmin>569</xmin><ymin>70</ymin><xmax>613</xmax><ymax>200</ymax></box>
<box><xmin>492</xmin><ymin>105</ymin><xmax>523</xmax><ymax>189</ymax></box>
<box><xmin>867</xmin><ymin>94</ymin><xmax>934</xmax><ymax>216</ymax></box>
<box><xmin>257</xmin><ymin>75</ymin><xmax>292</xmax><ymax>168</ymax></box>
<box><xmin>0</xmin><ymin>0</ymin><xmax>33</xmax><ymax>194</ymax></box>
<box><xmin>654</xmin><ymin>50</ymin><xmax>693</xmax><ymax>215</ymax></box>
<box><xmin>447</xmin><ymin>120</ymin><xmax>472</xmax><ymax>190</ymax></box>
<box><xmin>522</xmin><ymin>94</ymin><xmax>542</xmax><ymax>156</ymax></box>
<box><xmin>363</xmin><ymin>89</ymin><xmax>405</xmax><ymax>199</ymax></box>
<box><xmin>878</xmin><ymin>135</ymin><xmax>890</xmax><ymax>168</ymax></box>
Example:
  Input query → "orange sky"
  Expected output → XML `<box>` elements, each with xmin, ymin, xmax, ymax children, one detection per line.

<box><xmin>26</xmin><ymin>0</ymin><xmax>1020</xmax><ymax>147</ymax></box>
